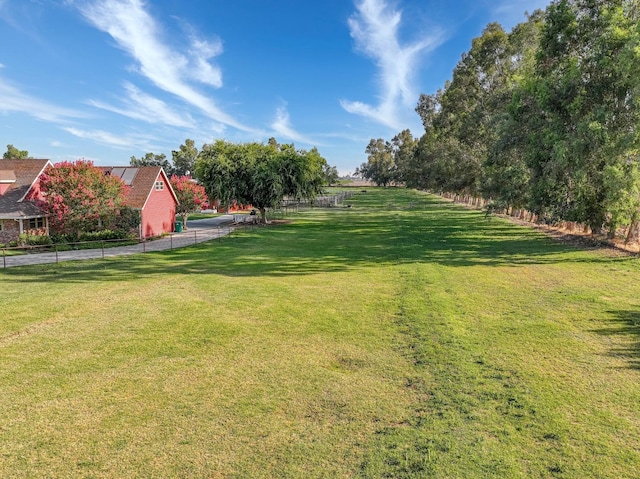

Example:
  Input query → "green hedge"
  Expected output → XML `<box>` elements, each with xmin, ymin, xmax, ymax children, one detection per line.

<box><xmin>26</xmin><ymin>235</ymin><xmax>53</xmax><ymax>246</ymax></box>
<box><xmin>77</xmin><ymin>230</ymin><xmax>131</xmax><ymax>242</ymax></box>
<box><xmin>51</xmin><ymin>229</ymin><xmax>134</xmax><ymax>244</ymax></box>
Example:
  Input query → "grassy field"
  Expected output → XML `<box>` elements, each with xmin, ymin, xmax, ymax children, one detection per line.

<box><xmin>0</xmin><ymin>188</ymin><xmax>638</xmax><ymax>478</ymax></box>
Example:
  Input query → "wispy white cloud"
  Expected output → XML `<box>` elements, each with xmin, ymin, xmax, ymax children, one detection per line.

<box><xmin>317</xmin><ymin>131</ymin><xmax>370</xmax><ymax>144</ymax></box>
<box><xmin>341</xmin><ymin>0</ymin><xmax>444</xmax><ymax>130</ymax></box>
<box><xmin>270</xmin><ymin>105</ymin><xmax>319</xmax><ymax>146</ymax></box>
<box><xmin>79</xmin><ymin>0</ymin><xmax>252</xmax><ymax>132</ymax></box>
<box><xmin>0</xmin><ymin>0</ymin><xmax>57</xmax><ymax>49</ymax></box>
<box><xmin>187</xmin><ymin>31</ymin><xmax>224</xmax><ymax>88</ymax></box>
<box><xmin>0</xmin><ymin>74</ymin><xmax>87</xmax><ymax>122</ymax></box>
<box><xmin>0</xmin><ymin>0</ymin><xmax>12</xmax><ymax>25</ymax></box>
<box><xmin>88</xmin><ymin>82</ymin><xmax>197</xmax><ymax>129</ymax></box>
<box><xmin>63</xmin><ymin>126</ymin><xmax>154</xmax><ymax>150</ymax></box>
<box><xmin>63</xmin><ymin>127</ymin><xmax>133</xmax><ymax>148</ymax></box>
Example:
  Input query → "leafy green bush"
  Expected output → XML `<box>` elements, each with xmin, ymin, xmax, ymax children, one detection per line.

<box><xmin>115</xmin><ymin>206</ymin><xmax>141</xmax><ymax>233</ymax></box>
<box><xmin>26</xmin><ymin>235</ymin><xmax>52</xmax><ymax>246</ymax></box>
<box><xmin>77</xmin><ymin>230</ymin><xmax>130</xmax><ymax>242</ymax></box>
<box><xmin>50</xmin><ymin>233</ymin><xmax>74</xmax><ymax>244</ymax></box>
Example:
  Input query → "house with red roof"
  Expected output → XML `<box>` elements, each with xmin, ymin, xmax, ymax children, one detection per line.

<box><xmin>0</xmin><ymin>161</ymin><xmax>178</xmax><ymax>244</ymax></box>
<box><xmin>101</xmin><ymin>166</ymin><xmax>179</xmax><ymax>238</ymax></box>
<box><xmin>0</xmin><ymin>159</ymin><xmax>51</xmax><ymax>244</ymax></box>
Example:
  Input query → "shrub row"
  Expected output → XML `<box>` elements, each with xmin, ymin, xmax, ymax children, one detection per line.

<box><xmin>50</xmin><ymin>229</ymin><xmax>134</xmax><ymax>244</ymax></box>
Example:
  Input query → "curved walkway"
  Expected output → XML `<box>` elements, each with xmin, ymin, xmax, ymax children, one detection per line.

<box><xmin>1</xmin><ymin>216</ymin><xmax>235</xmax><ymax>269</ymax></box>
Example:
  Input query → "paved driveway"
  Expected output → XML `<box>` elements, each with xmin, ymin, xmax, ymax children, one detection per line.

<box><xmin>1</xmin><ymin>216</ymin><xmax>235</xmax><ymax>269</ymax></box>
<box><xmin>185</xmin><ymin>214</ymin><xmax>234</xmax><ymax>229</ymax></box>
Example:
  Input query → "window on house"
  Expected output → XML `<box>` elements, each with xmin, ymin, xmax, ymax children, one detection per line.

<box><xmin>155</xmin><ymin>181</ymin><xmax>164</xmax><ymax>191</ymax></box>
<box><xmin>28</xmin><ymin>217</ymin><xmax>45</xmax><ymax>229</ymax></box>
<box><xmin>0</xmin><ymin>221</ymin><xmax>4</xmax><ymax>232</ymax></box>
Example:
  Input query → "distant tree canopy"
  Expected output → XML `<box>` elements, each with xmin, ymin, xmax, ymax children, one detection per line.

<box><xmin>370</xmin><ymin>0</ymin><xmax>640</xmax><ymax>242</ymax></box>
<box><xmin>323</xmin><ymin>163</ymin><xmax>340</xmax><ymax>186</ymax></box>
<box><xmin>358</xmin><ymin>130</ymin><xmax>417</xmax><ymax>187</ymax></box>
<box><xmin>359</xmin><ymin>138</ymin><xmax>395</xmax><ymax>187</ymax></box>
<box><xmin>3</xmin><ymin>144</ymin><xmax>30</xmax><ymax>159</ymax></box>
<box><xmin>171</xmin><ymin>139</ymin><xmax>199</xmax><ymax>177</ymax></box>
<box><xmin>130</xmin><ymin>152</ymin><xmax>174</xmax><ymax>176</ymax></box>
<box><xmin>195</xmin><ymin>140</ymin><xmax>327</xmax><ymax>223</ymax></box>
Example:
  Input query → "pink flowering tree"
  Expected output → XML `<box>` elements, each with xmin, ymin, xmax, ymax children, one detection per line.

<box><xmin>170</xmin><ymin>175</ymin><xmax>209</xmax><ymax>229</ymax></box>
<box><xmin>32</xmin><ymin>160</ymin><xmax>127</xmax><ymax>237</ymax></box>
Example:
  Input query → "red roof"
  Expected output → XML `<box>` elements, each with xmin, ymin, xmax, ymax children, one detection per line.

<box><xmin>0</xmin><ymin>159</ymin><xmax>51</xmax><ymax>219</ymax></box>
<box><xmin>100</xmin><ymin>166</ymin><xmax>179</xmax><ymax>208</ymax></box>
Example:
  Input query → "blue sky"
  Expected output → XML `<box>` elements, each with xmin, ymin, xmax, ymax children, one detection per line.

<box><xmin>0</xmin><ymin>0</ymin><xmax>551</xmax><ymax>174</ymax></box>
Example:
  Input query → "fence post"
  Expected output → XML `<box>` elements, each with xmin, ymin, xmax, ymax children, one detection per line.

<box><xmin>170</xmin><ymin>234</ymin><xmax>173</xmax><ymax>250</ymax></box>
<box><xmin>55</xmin><ymin>244</ymin><xmax>59</xmax><ymax>264</ymax></box>
<box><xmin>102</xmin><ymin>241</ymin><xmax>105</xmax><ymax>259</ymax></box>
<box><xmin>2</xmin><ymin>248</ymin><xmax>5</xmax><ymax>269</ymax></box>
<box><xmin>194</xmin><ymin>230</ymin><xmax>197</xmax><ymax>245</ymax></box>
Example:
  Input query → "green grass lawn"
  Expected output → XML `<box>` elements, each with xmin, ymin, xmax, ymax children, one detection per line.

<box><xmin>0</xmin><ymin>248</ymin><xmax>25</xmax><ymax>257</ymax></box>
<box><xmin>1</xmin><ymin>188</ymin><xmax>639</xmax><ymax>478</ymax></box>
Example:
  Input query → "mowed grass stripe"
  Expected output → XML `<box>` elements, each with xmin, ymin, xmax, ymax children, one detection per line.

<box><xmin>0</xmin><ymin>188</ymin><xmax>638</xmax><ymax>478</ymax></box>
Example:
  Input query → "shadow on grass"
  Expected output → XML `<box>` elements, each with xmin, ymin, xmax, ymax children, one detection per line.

<box><xmin>2</xmin><ymin>189</ymin><xmax>627</xmax><ymax>284</ymax></box>
<box><xmin>593</xmin><ymin>310</ymin><xmax>640</xmax><ymax>370</ymax></box>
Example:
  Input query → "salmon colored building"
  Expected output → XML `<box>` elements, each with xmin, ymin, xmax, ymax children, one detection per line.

<box><xmin>102</xmin><ymin>166</ymin><xmax>179</xmax><ymax>238</ymax></box>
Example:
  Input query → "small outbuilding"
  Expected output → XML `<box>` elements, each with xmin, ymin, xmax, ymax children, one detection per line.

<box><xmin>102</xmin><ymin>166</ymin><xmax>179</xmax><ymax>239</ymax></box>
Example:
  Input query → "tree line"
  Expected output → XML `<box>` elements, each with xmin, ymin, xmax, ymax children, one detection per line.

<box><xmin>359</xmin><ymin>0</ymin><xmax>640</xmax><ymax>242</ymax></box>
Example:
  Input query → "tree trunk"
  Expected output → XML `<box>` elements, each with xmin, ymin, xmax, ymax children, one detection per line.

<box><xmin>182</xmin><ymin>213</ymin><xmax>189</xmax><ymax>230</ymax></box>
<box><xmin>625</xmin><ymin>212</ymin><xmax>639</xmax><ymax>245</ymax></box>
<box><xmin>259</xmin><ymin>207</ymin><xmax>267</xmax><ymax>224</ymax></box>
